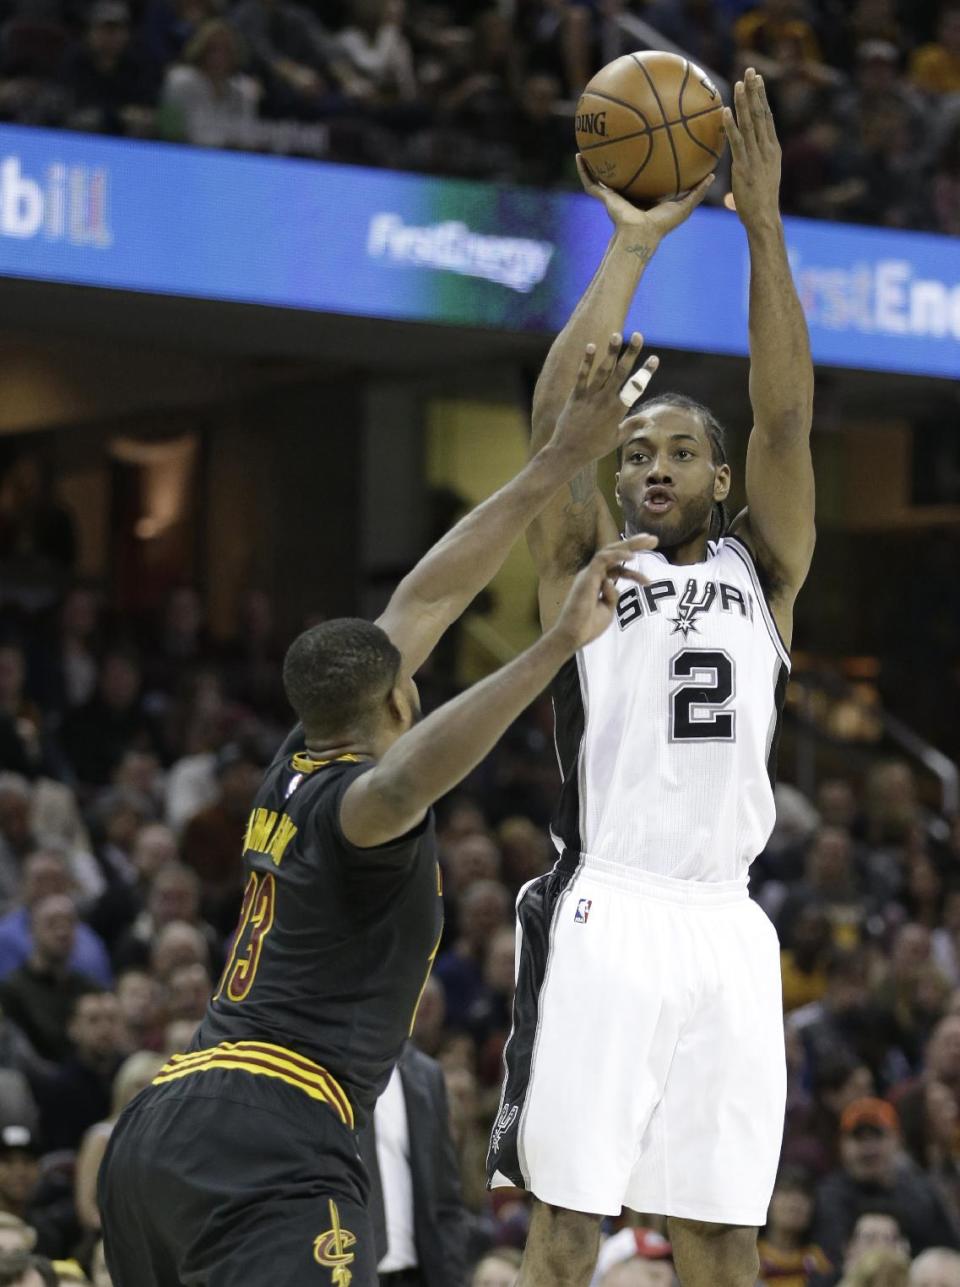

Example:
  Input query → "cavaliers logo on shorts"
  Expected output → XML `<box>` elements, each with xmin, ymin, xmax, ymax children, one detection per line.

<box><xmin>313</xmin><ymin>1199</ymin><xmax>356</xmax><ymax>1285</ymax></box>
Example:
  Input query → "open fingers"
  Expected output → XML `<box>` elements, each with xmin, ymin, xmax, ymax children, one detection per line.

<box><xmin>734</xmin><ymin>77</ymin><xmax>757</xmax><ymax>154</ymax></box>
<box><xmin>580</xmin><ymin>332</ymin><xmax>621</xmax><ymax>395</ymax></box>
<box><xmin>745</xmin><ymin>68</ymin><xmax>770</xmax><ymax>149</ymax></box>
<box><xmin>574</xmin><ymin>342</ymin><xmax>598</xmax><ymax>395</ymax></box>
<box><xmin>755</xmin><ymin>74</ymin><xmax>778</xmax><ymax>148</ymax></box>
<box><xmin>723</xmin><ymin>101</ymin><xmax>745</xmax><ymax>162</ymax></box>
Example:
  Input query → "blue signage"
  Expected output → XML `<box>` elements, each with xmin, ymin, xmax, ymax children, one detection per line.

<box><xmin>0</xmin><ymin>124</ymin><xmax>957</xmax><ymax>379</ymax></box>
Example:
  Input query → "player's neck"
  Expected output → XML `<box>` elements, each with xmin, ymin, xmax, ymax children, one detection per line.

<box><xmin>626</xmin><ymin>524</ymin><xmax>710</xmax><ymax>565</ymax></box>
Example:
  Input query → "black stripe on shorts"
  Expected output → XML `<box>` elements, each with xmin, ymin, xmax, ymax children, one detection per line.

<box><xmin>486</xmin><ymin>860</ymin><xmax>579</xmax><ymax>1189</ymax></box>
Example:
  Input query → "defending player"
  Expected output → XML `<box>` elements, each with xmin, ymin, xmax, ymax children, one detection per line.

<box><xmin>97</xmin><ymin>336</ymin><xmax>658</xmax><ymax>1287</ymax></box>
<box><xmin>486</xmin><ymin>71</ymin><xmax>815</xmax><ymax>1287</ymax></box>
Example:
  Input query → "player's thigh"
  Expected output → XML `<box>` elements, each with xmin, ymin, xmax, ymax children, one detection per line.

<box><xmin>514</xmin><ymin>873</ymin><xmax>690</xmax><ymax>1211</ymax></box>
<box><xmin>200</xmin><ymin>1192</ymin><xmax>377</xmax><ymax>1287</ymax></box>
<box><xmin>656</xmin><ymin>899</ymin><xmax>785</xmax><ymax>1223</ymax></box>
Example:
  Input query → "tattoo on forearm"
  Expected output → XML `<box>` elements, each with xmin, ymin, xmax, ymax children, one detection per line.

<box><xmin>624</xmin><ymin>243</ymin><xmax>653</xmax><ymax>264</ymax></box>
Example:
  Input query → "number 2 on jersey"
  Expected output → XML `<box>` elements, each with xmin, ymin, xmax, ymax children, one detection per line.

<box><xmin>214</xmin><ymin>871</ymin><xmax>276</xmax><ymax>1003</ymax></box>
<box><xmin>670</xmin><ymin>648</ymin><xmax>736</xmax><ymax>741</ymax></box>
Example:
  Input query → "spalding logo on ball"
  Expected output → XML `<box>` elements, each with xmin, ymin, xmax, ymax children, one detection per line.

<box><xmin>575</xmin><ymin>50</ymin><xmax>726</xmax><ymax>203</ymax></box>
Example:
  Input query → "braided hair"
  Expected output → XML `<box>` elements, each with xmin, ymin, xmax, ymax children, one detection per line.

<box><xmin>621</xmin><ymin>390</ymin><xmax>729</xmax><ymax>542</ymax></box>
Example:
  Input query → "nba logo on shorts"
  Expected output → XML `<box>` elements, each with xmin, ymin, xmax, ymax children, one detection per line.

<box><xmin>574</xmin><ymin>898</ymin><xmax>592</xmax><ymax>924</ymax></box>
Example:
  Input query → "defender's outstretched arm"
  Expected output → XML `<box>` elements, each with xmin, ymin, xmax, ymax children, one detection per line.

<box><xmin>343</xmin><ymin>535</ymin><xmax>654</xmax><ymax>848</ymax></box>
<box><xmin>377</xmin><ymin>339</ymin><xmax>648</xmax><ymax>678</ymax></box>
<box><xmin>528</xmin><ymin>162</ymin><xmax>714</xmax><ymax>625</ymax></box>
<box><xmin>725</xmin><ymin>70</ymin><xmax>815</xmax><ymax>641</ymax></box>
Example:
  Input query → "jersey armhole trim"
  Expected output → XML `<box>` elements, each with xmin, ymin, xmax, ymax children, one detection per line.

<box><xmin>723</xmin><ymin>536</ymin><xmax>792</xmax><ymax>670</ymax></box>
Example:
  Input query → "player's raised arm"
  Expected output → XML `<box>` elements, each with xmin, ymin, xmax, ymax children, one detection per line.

<box><xmin>526</xmin><ymin>161</ymin><xmax>714</xmax><ymax>617</ymax></box>
<box><xmin>342</xmin><ymin>534</ymin><xmax>655</xmax><ymax>848</ymax></box>
<box><xmin>724</xmin><ymin>69</ymin><xmax>816</xmax><ymax>639</ymax></box>
<box><xmin>376</xmin><ymin>337</ymin><xmax>649</xmax><ymax>678</ymax></box>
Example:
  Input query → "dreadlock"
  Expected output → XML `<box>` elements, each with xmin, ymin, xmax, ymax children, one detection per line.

<box><xmin>620</xmin><ymin>391</ymin><xmax>729</xmax><ymax>541</ymax></box>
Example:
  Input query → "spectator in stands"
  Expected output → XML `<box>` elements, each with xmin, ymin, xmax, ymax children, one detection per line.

<box><xmin>411</xmin><ymin>975</ymin><xmax>446</xmax><ymax>1058</ymax></box>
<box><xmin>0</xmin><ymin>647</ymin><xmax>45</xmax><ymax>780</ymax></box>
<box><xmin>0</xmin><ymin>1250</ymin><xmax>47</xmax><ymax>1287</ymax></box>
<box><xmin>32</xmin><ymin>991</ymin><xmax>124</xmax><ymax>1151</ymax></box>
<box><xmin>0</xmin><ymin>1216</ymin><xmax>35</xmax><ymax>1255</ymax></box>
<box><xmin>220</xmin><ymin>588</ymin><xmax>285</xmax><ymax>718</ymax></box>
<box><xmin>504</xmin><ymin>73</ymin><xmax>569</xmax><ymax>187</ymax></box>
<box><xmin>229</xmin><ymin>0</ymin><xmax>352</xmax><ymax>116</ymax></box>
<box><xmin>899</xmin><ymin>1078</ymin><xmax>960</xmax><ymax>1232</ymax></box>
<box><xmin>812</xmin><ymin>1098</ymin><xmax>960</xmax><ymax>1266</ymax></box>
<box><xmin>513</xmin><ymin>0</ymin><xmax>594</xmax><ymax>97</ymax></box>
<box><xmin>872</xmin><ymin>924</ymin><xmax>950</xmax><ymax>1072</ymax></box>
<box><xmin>333</xmin><ymin>0</ymin><xmax>417</xmax><ymax>102</ymax></box>
<box><xmin>32</xmin><ymin>589</ymin><xmax>101</xmax><ymax>719</ymax></box>
<box><xmin>113</xmin><ymin>969</ymin><xmax>164</xmax><ymax>1051</ymax></box>
<box><xmin>910</xmin><ymin>3</ymin><xmax>960</xmax><ymax>96</ymax></box>
<box><xmin>910</xmin><ymin>1248</ymin><xmax>960</xmax><ymax>1286</ymax></box>
<box><xmin>112</xmin><ymin>862</ymin><xmax>217</xmax><ymax>973</ymax></box>
<box><xmin>472</xmin><ymin>1249</ymin><xmax>521</xmax><ymax>1287</ymax></box>
<box><xmin>59</xmin><ymin>1</ymin><xmax>157</xmax><ymax>136</ymax></box>
<box><xmin>495</xmin><ymin>817</ymin><xmax>549</xmax><ymax>896</ymax></box>
<box><xmin>0</xmin><ymin>1127</ymin><xmax>70</xmax><ymax>1261</ymax></box>
<box><xmin>932</xmin><ymin>120</ymin><xmax>960</xmax><ymax>235</ymax></box>
<box><xmin>0</xmin><ymin>778</ymin><xmax>36</xmax><ymax>916</ymax></box>
<box><xmin>73</xmin><ymin>1051</ymin><xmax>165</xmax><ymax>1236</ymax></box>
<box><xmin>758</xmin><ymin>1165</ymin><xmax>833</xmax><ymax>1284</ymax></box>
<box><xmin>917</xmin><ymin>1017</ymin><xmax>960</xmax><ymax>1125</ymax></box>
<box><xmin>842</xmin><ymin>1246</ymin><xmax>911</xmax><ymax>1286</ymax></box>
<box><xmin>180</xmin><ymin>742</ymin><xmax>259</xmax><ymax>933</ymax></box>
<box><xmin>86</xmin><ymin>821</ymin><xmax>177</xmax><ymax>953</ymax></box>
<box><xmin>784</xmin><ymin>1049</ymin><xmax>875</xmax><ymax>1177</ymax></box>
<box><xmin>141</xmin><ymin>0</ymin><xmax>218</xmax><ymax>75</ymax></box>
<box><xmin>161</xmin><ymin>18</ymin><xmax>259</xmax><ymax>146</ymax></box>
<box><xmin>734</xmin><ymin>0</ymin><xmax>824</xmax><ymax>79</ymax></box>
<box><xmin>0</xmin><ymin>896</ymin><xmax>99</xmax><ymax>1061</ymax></box>
<box><xmin>829</xmin><ymin>1213</ymin><xmax>912</xmax><ymax>1287</ymax></box>
<box><xmin>163</xmin><ymin>961</ymin><xmax>211</xmax><ymax>1023</ymax></box>
<box><xmin>434</xmin><ymin>879</ymin><xmax>510</xmax><ymax>1028</ymax></box>
<box><xmin>0</xmin><ymin>851</ymin><xmax>110</xmax><ymax>988</ymax></box>
<box><xmin>781</xmin><ymin>904</ymin><xmax>833</xmax><ymax>1013</ymax></box>
<box><xmin>778</xmin><ymin>827</ymin><xmax>867</xmax><ymax>951</ymax></box>
<box><xmin>148</xmin><ymin>920</ymin><xmax>211</xmax><ymax>983</ymax></box>
<box><xmin>59</xmin><ymin>652</ymin><xmax>160</xmax><ymax>789</ymax></box>
<box><xmin>644</xmin><ymin>0</ymin><xmax>734</xmax><ymax>81</ymax></box>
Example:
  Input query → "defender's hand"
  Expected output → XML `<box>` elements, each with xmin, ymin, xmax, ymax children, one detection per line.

<box><xmin>723</xmin><ymin>68</ymin><xmax>781</xmax><ymax>229</ymax></box>
<box><xmin>549</xmin><ymin>332</ymin><xmax>658</xmax><ymax>466</ymax></box>
<box><xmin>576</xmin><ymin>154</ymin><xmax>715</xmax><ymax>243</ymax></box>
<box><xmin>551</xmin><ymin>535</ymin><xmax>657</xmax><ymax>651</ymax></box>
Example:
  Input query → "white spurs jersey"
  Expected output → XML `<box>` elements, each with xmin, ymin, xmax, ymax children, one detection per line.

<box><xmin>550</xmin><ymin>535</ymin><xmax>790</xmax><ymax>883</ymax></box>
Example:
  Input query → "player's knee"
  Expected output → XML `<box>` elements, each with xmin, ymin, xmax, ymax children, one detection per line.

<box><xmin>669</xmin><ymin>1219</ymin><xmax>759</xmax><ymax>1272</ymax></box>
<box><xmin>532</xmin><ymin>1203</ymin><xmax>601</xmax><ymax>1269</ymax></box>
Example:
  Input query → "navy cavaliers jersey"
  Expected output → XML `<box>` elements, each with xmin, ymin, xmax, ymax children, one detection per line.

<box><xmin>192</xmin><ymin>728</ymin><xmax>443</xmax><ymax>1127</ymax></box>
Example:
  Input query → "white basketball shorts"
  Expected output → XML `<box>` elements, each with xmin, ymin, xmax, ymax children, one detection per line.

<box><xmin>487</xmin><ymin>855</ymin><xmax>786</xmax><ymax>1226</ymax></box>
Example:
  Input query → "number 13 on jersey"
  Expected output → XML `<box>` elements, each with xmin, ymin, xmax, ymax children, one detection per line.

<box><xmin>214</xmin><ymin>871</ymin><xmax>276</xmax><ymax>1003</ymax></box>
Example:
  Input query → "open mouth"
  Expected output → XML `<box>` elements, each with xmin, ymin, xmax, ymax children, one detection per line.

<box><xmin>643</xmin><ymin>488</ymin><xmax>675</xmax><ymax>514</ymax></box>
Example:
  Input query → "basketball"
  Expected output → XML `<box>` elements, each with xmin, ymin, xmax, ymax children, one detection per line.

<box><xmin>575</xmin><ymin>51</ymin><xmax>726</xmax><ymax>203</ymax></box>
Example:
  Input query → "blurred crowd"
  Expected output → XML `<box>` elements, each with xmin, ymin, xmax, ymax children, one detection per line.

<box><xmin>0</xmin><ymin>535</ymin><xmax>958</xmax><ymax>1284</ymax></box>
<box><xmin>0</xmin><ymin>0</ymin><xmax>958</xmax><ymax>232</ymax></box>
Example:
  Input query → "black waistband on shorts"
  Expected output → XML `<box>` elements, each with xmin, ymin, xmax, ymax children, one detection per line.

<box><xmin>152</xmin><ymin>1040</ymin><xmax>354</xmax><ymax>1127</ymax></box>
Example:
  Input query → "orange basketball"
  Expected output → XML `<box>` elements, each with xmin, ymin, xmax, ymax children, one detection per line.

<box><xmin>575</xmin><ymin>51</ymin><xmax>726</xmax><ymax>203</ymax></box>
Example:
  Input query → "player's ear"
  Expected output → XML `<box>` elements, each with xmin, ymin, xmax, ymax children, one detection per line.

<box><xmin>714</xmin><ymin>463</ymin><xmax>731</xmax><ymax>503</ymax></box>
<box><xmin>385</xmin><ymin>685</ymin><xmax>409</xmax><ymax>728</ymax></box>
<box><xmin>614</xmin><ymin>471</ymin><xmax>623</xmax><ymax>510</ymax></box>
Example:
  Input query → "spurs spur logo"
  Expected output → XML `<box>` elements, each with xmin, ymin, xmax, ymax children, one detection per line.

<box><xmin>490</xmin><ymin>1103</ymin><xmax>519</xmax><ymax>1153</ymax></box>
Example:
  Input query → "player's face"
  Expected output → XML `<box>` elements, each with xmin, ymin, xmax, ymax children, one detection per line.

<box><xmin>616</xmin><ymin>406</ymin><xmax>729</xmax><ymax>551</ymax></box>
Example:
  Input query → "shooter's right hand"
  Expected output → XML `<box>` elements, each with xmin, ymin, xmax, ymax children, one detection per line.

<box><xmin>576</xmin><ymin>154</ymin><xmax>715</xmax><ymax>243</ymax></box>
